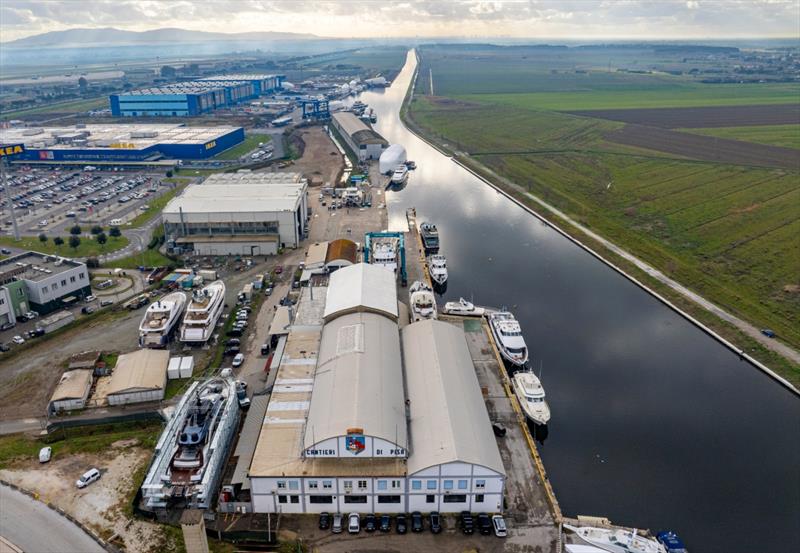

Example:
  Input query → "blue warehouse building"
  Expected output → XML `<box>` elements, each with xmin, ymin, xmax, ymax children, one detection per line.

<box><xmin>0</xmin><ymin>124</ymin><xmax>244</xmax><ymax>162</ymax></box>
<box><xmin>111</xmin><ymin>74</ymin><xmax>284</xmax><ymax>117</ymax></box>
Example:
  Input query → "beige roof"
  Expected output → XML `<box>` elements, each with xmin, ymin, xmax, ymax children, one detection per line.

<box><xmin>323</xmin><ymin>263</ymin><xmax>398</xmax><ymax>322</ymax></box>
<box><xmin>305</xmin><ymin>241</ymin><xmax>329</xmax><ymax>269</ymax></box>
<box><xmin>303</xmin><ymin>311</ymin><xmax>407</xmax><ymax>451</ymax></box>
<box><xmin>51</xmin><ymin>369</ymin><xmax>93</xmax><ymax>402</ymax></box>
<box><xmin>403</xmin><ymin>320</ymin><xmax>505</xmax><ymax>476</ymax></box>
<box><xmin>333</xmin><ymin>112</ymin><xmax>370</xmax><ymax>137</ymax></box>
<box><xmin>268</xmin><ymin>305</ymin><xmax>292</xmax><ymax>336</ymax></box>
<box><xmin>107</xmin><ymin>350</ymin><xmax>168</xmax><ymax>395</ymax></box>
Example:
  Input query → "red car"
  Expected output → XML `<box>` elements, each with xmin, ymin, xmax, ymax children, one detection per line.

<box><xmin>274</xmin><ymin>265</ymin><xmax>283</xmax><ymax>274</ymax></box>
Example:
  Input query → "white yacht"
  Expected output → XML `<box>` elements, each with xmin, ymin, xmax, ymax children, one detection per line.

<box><xmin>138</xmin><ymin>292</ymin><xmax>187</xmax><ymax>348</ymax></box>
<box><xmin>427</xmin><ymin>254</ymin><xmax>448</xmax><ymax>286</ymax></box>
<box><xmin>391</xmin><ymin>164</ymin><xmax>409</xmax><ymax>184</ymax></box>
<box><xmin>512</xmin><ymin>369</ymin><xmax>550</xmax><ymax>425</ymax></box>
<box><xmin>409</xmin><ymin>281</ymin><xmax>437</xmax><ymax>322</ymax></box>
<box><xmin>442</xmin><ymin>297</ymin><xmax>485</xmax><ymax>317</ymax></box>
<box><xmin>488</xmin><ymin>311</ymin><xmax>529</xmax><ymax>367</ymax></box>
<box><xmin>564</xmin><ymin>525</ymin><xmax>667</xmax><ymax>553</ymax></box>
<box><xmin>372</xmin><ymin>241</ymin><xmax>398</xmax><ymax>273</ymax></box>
<box><xmin>180</xmin><ymin>280</ymin><xmax>226</xmax><ymax>343</ymax></box>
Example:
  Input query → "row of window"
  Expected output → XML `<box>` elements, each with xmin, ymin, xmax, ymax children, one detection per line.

<box><xmin>276</xmin><ymin>479</ymin><xmax>487</xmax><ymax>492</ymax></box>
<box><xmin>40</xmin><ymin>273</ymin><xmax>84</xmax><ymax>295</ymax></box>
<box><xmin>277</xmin><ymin>494</ymin><xmax>485</xmax><ymax>505</ymax></box>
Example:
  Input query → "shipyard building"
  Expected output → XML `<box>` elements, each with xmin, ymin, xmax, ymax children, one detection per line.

<box><xmin>244</xmin><ymin>263</ymin><xmax>505</xmax><ymax>514</ymax></box>
<box><xmin>110</xmin><ymin>74</ymin><xmax>283</xmax><ymax>116</ymax></box>
<box><xmin>162</xmin><ymin>172</ymin><xmax>309</xmax><ymax>256</ymax></box>
<box><xmin>330</xmin><ymin>112</ymin><xmax>388</xmax><ymax>162</ymax></box>
<box><xmin>0</xmin><ymin>123</ymin><xmax>244</xmax><ymax>163</ymax></box>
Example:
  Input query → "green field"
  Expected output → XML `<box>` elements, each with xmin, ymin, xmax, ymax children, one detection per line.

<box><xmin>0</xmin><ymin>234</ymin><xmax>128</xmax><ymax>258</ymax></box>
<box><xmin>215</xmin><ymin>134</ymin><xmax>271</xmax><ymax>160</ymax></box>
<box><xmin>408</xmin><ymin>45</ymin><xmax>800</xmax><ymax>375</ymax></box>
<box><xmin>0</xmin><ymin>97</ymin><xmax>107</xmax><ymax>119</ymax></box>
<box><xmin>681</xmin><ymin>125</ymin><xmax>800</xmax><ymax>149</ymax></box>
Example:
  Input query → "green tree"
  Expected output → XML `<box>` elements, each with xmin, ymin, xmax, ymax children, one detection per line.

<box><xmin>38</xmin><ymin>233</ymin><xmax>48</xmax><ymax>245</ymax></box>
<box><xmin>69</xmin><ymin>225</ymin><xmax>82</xmax><ymax>236</ymax></box>
<box><xmin>90</xmin><ymin>225</ymin><xmax>103</xmax><ymax>235</ymax></box>
<box><xmin>69</xmin><ymin>235</ymin><xmax>81</xmax><ymax>251</ymax></box>
<box><xmin>109</xmin><ymin>227</ymin><xmax>121</xmax><ymax>238</ymax></box>
<box><xmin>165</xmin><ymin>170</ymin><xmax>173</xmax><ymax>178</ymax></box>
<box><xmin>53</xmin><ymin>236</ymin><xmax>64</xmax><ymax>250</ymax></box>
<box><xmin>96</xmin><ymin>232</ymin><xmax>107</xmax><ymax>249</ymax></box>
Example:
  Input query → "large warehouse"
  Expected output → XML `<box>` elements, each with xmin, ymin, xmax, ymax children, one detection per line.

<box><xmin>247</xmin><ymin>263</ymin><xmax>505</xmax><ymax>514</ymax></box>
<box><xmin>0</xmin><ymin>123</ymin><xmax>244</xmax><ymax>162</ymax></box>
<box><xmin>330</xmin><ymin>112</ymin><xmax>388</xmax><ymax>161</ymax></box>
<box><xmin>162</xmin><ymin>172</ymin><xmax>309</xmax><ymax>256</ymax></box>
<box><xmin>105</xmin><ymin>349</ymin><xmax>169</xmax><ymax>406</ymax></box>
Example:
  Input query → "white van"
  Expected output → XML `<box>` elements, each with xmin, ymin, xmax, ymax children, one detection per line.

<box><xmin>76</xmin><ymin>467</ymin><xmax>100</xmax><ymax>488</ymax></box>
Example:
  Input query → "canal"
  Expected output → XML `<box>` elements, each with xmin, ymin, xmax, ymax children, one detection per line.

<box><xmin>356</xmin><ymin>50</ymin><xmax>800</xmax><ymax>552</ymax></box>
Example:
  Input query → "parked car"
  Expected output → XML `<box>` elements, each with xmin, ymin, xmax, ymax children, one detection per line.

<box><xmin>411</xmin><ymin>511</ymin><xmax>423</xmax><ymax>532</ymax></box>
<box><xmin>264</xmin><ymin>286</ymin><xmax>273</xmax><ymax>296</ymax></box>
<box><xmin>100</xmin><ymin>299</ymin><xmax>114</xmax><ymax>307</ymax></box>
<box><xmin>76</xmin><ymin>468</ymin><xmax>101</xmax><ymax>488</ymax></box>
<box><xmin>225</xmin><ymin>338</ymin><xmax>241</xmax><ymax>347</ymax></box>
<box><xmin>38</xmin><ymin>446</ymin><xmax>52</xmax><ymax>463</ymax></box>
<box><xmin>318</xmin><ymin>512</ymin><xmax>331</xmax><ymax>530</ymax></box>
<box><xmin>491</xmin><ymin>514</ymin><xmax>507</xmax><ymax>537</ymax></box>
<box><xmin>348</xmin><ymin>513</ymin><xmax>360</xmax><ymax>534</ymax></box>
<box><xmin>260</xmin><ymin>343</ymin><xmax>271</xmax><ymax>356</ymax></box>
<box><xmin>226</xmin><ymin>328</ymin><xmax>243</xmax><ymax>337</ymax></box>
<box><xmin>396</xmin><ymin>514</ymin><xmax>408</xmax><ymax>534</ymax></box>
<box><xmin>232</xmin><ymin>353</ymin><xmax>244</xmax><ymax>367</ymax></box>
<box><xmin>22</xmin><ymin>311</ymin><xmax>38</xmax><ymax>321</ymax></box>
<box><xmin>85</xmin><ymin>295</ymin><xmax>96</xmax><ymax>302</ymax></box>
<box><xmin>274</xmin><ymin>265</ymin><xmax>283</xmax><ymax>274</ymax></box>
<box><xmin>332</xmin><ymin>513</ymin><xmax>343</xmax><ymax>534</ymax></box>
<box><xmin>0</xmin><ymin>343</ymin><xmax>10</xmax><ymax>352</ymax></box>
<box><xmin>460</xmin><ymin>511</ymin><xmax>474</xmax><ymax>535</ymax></box>
<box><xmin>11</xmin><ymin>335</ymin><xmax>25</xmax><ymax>345</ymax></box>
<box><xmin>0</xmin><ymin>248</ymin><xmax>11</xmax><ymax>255</ymax></box>
<box><xmin>81</xmin><ymin>306</ymin><xmax>95</xmax><ymax>315</ymax></box>
<box><xmin>0</xmin><ymin>322</ymin><xmax>15</xmax><ymax>331</ymax></box>
<box><xmin>429</xmin><ymin>511</ymin><xmax>442</xmax><ymax>534</ymax></box>
<box><xmin>477</xmin><ymin>513</ymin><xmax>492</xmax><ymax>535</ymax></box>
<box><xmin>223</xmin><ymin>347</ymin><xmax>240</xmax><ymax>357</ymax></box>
<box><xmin>379</xmin><ymin>514</ymin><xmax>391</xmax><ymax>533</ymax></box>
<box><xmin>364</xmin><ymin>513</ymin><xmax>377</xmax><ymax>532</ymax></box>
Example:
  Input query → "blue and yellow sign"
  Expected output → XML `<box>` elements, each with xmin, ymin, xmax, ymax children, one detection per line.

<box><xmin>204</xmin><ymin>141</ymin><xmax>217</xmax><ymax>150</ymax></box>
<box><xmin>345</xmin><ymin>427</ymin><xmax>366</xmax><ymax>455</ymax></box>
<box><xmin>0</xmin><ymin>143</ymin><xmax>25</xmax><ymax>158</ymax></box>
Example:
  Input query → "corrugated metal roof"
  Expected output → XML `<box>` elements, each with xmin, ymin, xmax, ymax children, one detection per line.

<box><xmin>107</xmin><ymin>349</ymin><xmax>168</xmax><ymax>395</ymax></box>
<box><xmin>303</xmin><ymin>311</ymin><xmax>407</xmax><ymax>451</ymax></box>
<box><xmin>231</xmin><ymin>394</ymin><xmax>270</xmax><ymax>489</ymax></box>
<box><xmin>268</xmin><ymin>306</ymin><xmax>292</xmax><ymax>336</ymax></box>
<box><xmin>50</xmin><ymin>369</ymin><xmax>93</xmax><ymax>402</ymax></box>
<box><xmin>323</xmin><ymin>263</ymin><xmax>398</xmax><ymax>322</ymax></box>
<box><xmin>305</xmin><ymin>241</ymin><xmax>329</xmax><ymax>269</ymax></box>
<box><xmin>162</xmin><ymin>180</ymin><xmax>306</xmax><ymax>215</ymax></box>
<box><xmin>332</xmin><ymin>111</ymin><xmax>370</xmax><ymax>137</ymax></box>
<box><xmin>403</xmin><ymin>320</ymin><xmax>505</xmax><ymax>476</ymax></box>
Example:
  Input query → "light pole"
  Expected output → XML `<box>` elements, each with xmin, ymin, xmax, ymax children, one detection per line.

<box><xmin>0</xmin><ymin>144</ymin><xmax>24</xmax><ymax>241</ymax></box>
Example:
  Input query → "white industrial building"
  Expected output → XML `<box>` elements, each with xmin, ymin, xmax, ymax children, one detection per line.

<box><xmin>162</xmin><ymin>172</ymin><xmax>309</xmax><ymax>256</ymax></box>
<box><xmin>330</xmin><ymin>112</ymin><xmax>388</xmax><ymax>162</ymax></box>
<box><xmin>247</xmin><ymin>263</ymin><xmax>505</xmax><ymax>514</ymax></box>
<box><xmin>106</xmin><ymin>349</ymin><xmax>168</xmax><ymax>406</ymax></box>
<box><xmin>48</xmin><ymin>369</ymin><xmax>93</xmax><ymax>414</ymax></box>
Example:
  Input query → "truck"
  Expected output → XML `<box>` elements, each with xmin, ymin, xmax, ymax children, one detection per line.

<box><xmin>124</xmin><ymin>295</ymin><xmax>149</xmax><ymax>310</ymax></box>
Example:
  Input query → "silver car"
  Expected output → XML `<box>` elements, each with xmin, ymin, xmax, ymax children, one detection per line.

<box><xmin>332</xmin><ymin>513</ymin><xmax>343</xmax><ymax>533</ymax></box>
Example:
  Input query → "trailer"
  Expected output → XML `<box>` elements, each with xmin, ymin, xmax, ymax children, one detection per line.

<box><xmin>37</xmin><ymin>311</ymin><xmax>75</xmax><ymax>334</ymax></box>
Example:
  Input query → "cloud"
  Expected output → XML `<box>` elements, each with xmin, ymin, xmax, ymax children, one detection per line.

<box><xmin>1</xmin><ymin>0</ymin><xmax>798</xmax><ymax>41</ymax></box>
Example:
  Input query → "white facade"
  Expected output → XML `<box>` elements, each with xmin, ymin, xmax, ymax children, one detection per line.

<box><xmin>0</xmin><ymin>287</ymin><xmax>14</xmax><ymax>325</ymax></box>
<box><xmin>25</xmin><ymin>261</ymin><xmax>90</xmax><ymax>305</ymax></box>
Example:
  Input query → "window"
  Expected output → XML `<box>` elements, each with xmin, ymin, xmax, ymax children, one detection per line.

<box><xmin>52</xmin><ymin>283</ymin><xmax>58</xmax><ymax>290</ymax></box>
<box><xmin>79</xmin><ymin>273</ymin><xmax>85</xmax><ymax>279</ymax></box>
<box><xmin>16</xmin><ymin>289</ymin><xmax>23</xmax><ymax>297</ymax></box>
<box><xmin>475</xmin><ymin>494</ymin><xmax>484</xmax><ymax>503</ymax></box>
<box><xmin>443</xmin><ymin>494</ymin><xmax>468</xmax><ymax>503</ymax></box>
<box><xmin>377</xmin><ymin>495</ymin><xmax>401</xmax><ymax>504</ymax></box>
<box><xmin>426</xmin><ymin>480</ymin><xmax>437</xmax><ymax>490</ymax></box>
<box><xmin>61</xmin><ymin>279</ymin><xmax>67</xmax><ymax>286</ymax></box>
<box><xmin>412</xmin><ymin>480</ymin><xmax>422</xmax><ymax>491</ymax></box>
<box><xmin>357</xmin><ymin>480</ymin><xmax>367</xmax><ymax>490</ymax></box>
<box><xmin>290</xmin><ymin>496</ymin><xmax>299</xmax><ymax>504</ymax></box>
<box><xmin>277</xmin><ymin>481</ymin><xmax>286</xmax><ymax>490</ymax></box>
<box><xmin>344</xmin><ymin>481</ymin><xmax>353</xmax><ymax>492</ymax></box>
<box><xmin>288</xmin><ymin>481</ymin><xmax>299</xmax><ymax>491</ymax></box>
<box><xmin>391</xmin><ymin>480</ymin><xmax>401</xmax><ymax>489</ymax></box>
<box><xmin>377</xmin><ymin>480</ymin><xmax>387</xmax><ymax>491</ymax></box>
<box><xmin>41</xmin><ymin>286</ymin><xmax>48</xmax><ymax>294</ymax></box>
<box><xmin>458</xmin><ymin>480</ymin><xmax>468</xmax><ymax>490</ymax></box>
<box><xmin>308</xmin><ymin>481</ymin><xmax>318</xmax><ymax>490</ymax></box>
<box><xmin>309</xmin><ymin>495</ymin><xmax>333</xmax><ymax>504</ymax></box>
<box><xmin>278</xmin><ymin>495</ymin><xmax>287</xmax><ymax>504</ymax></box>
<box><xmin>323</xmin><ymin>481</ymin><xmax>332</xmax><ymax>489</ymax></box>
<box><xmin>426</xmin><ymin>495</ymin><xmax>435</xmax><ymax>503</ymax></box>
<box><xmin>475</xmin><ymin>480</ymin><xmax>486</xmax><ymax>489</ymax></box>
<box><xmin>0</xmin><ymin>298</ymin><xmax>4</xmax><ymax>305</ymax></box>
<box><xmin>70</xmin><ymin>276</ymin><xmax>76</xmax><ymax>283</ymax></box>
<box><xmin>344</xmin><ymin>495</ymin><xmax>368</xmax><ymax>504</ymax></box>
<box><xmin>443</xmin><ymin>480</ymin><xmax>453</xmax><ymax>490</ymax></box>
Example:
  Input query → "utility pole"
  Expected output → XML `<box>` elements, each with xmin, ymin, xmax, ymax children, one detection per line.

<box><xmin>0</xmin><ymin>153</ymin><xmax>21</xmax><ymax>241</ymax></box>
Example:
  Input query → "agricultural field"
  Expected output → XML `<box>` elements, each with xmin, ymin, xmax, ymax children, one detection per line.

<box><xmin>0</xmin><ymin>96</ymin><xmax>107</xmax><ymax>120</ymax></box>
<box><xmin>409</xmin><ymin>44</ymin><xmax>800</xmax><ymax>354</ymax></box>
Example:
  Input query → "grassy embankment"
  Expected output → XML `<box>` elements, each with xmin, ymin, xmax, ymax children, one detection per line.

<box><xmin>681</xmin><ymin>125</ymin><xmax>800</xmax><ymax>150</ymax></box>
<box><xmin>407</xmin><ymin>51</ymin><xmax>799</xmax><ymax>382</ymax></box>
<box><xmin>214</xmin><ymin>134</ymin><xmax>271</xmax><ymax>160</ymax></box>
<box><xmin>0</xmin><ymin>234</ymin><xmax>128</xmax><ymax>257</ymax></box>
<box><xmin>0</xmin><ymin>97</ymin><xmax>108</xmax><ymax>120</ymax></box>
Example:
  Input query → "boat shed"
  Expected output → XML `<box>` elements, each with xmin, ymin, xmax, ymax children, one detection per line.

<box><xmin>48</xmin><ymin>369</ymin><xmax>93</xmax><ymax>414</ymax></box>
<box><xmin>402</xmin><ymin>320</ymin><xmax>506</xmax><ymax>513</ymax></box>
<box><xmin>324</xmin><ymin>238</ymin><xmax>358</xmax><ymax>271</ymax></box>
<box><xmin>323</xmin><ymin>262</ymin><xmax>398</xmax><ymax>323</ymax></box>
<box><xmin>330</xmin><ymin>112</ymin><xmax>387</xmax><ymax>161</ymax></box>
<box><xmin>106</xmin><ymin>349</ymin><xmax>169</xmax><ymax>405</ymax></box>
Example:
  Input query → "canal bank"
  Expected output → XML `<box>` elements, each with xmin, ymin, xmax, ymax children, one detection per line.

<box><xmin>355</xmin><ymin>49</ymin><xmax>800</xmax><ymax>552</ymax></box>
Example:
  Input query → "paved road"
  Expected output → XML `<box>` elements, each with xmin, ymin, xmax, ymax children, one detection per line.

<box><xmin>0</xmin><ymin>484</ymin><xmax>104</xmax><ymax>553</ymax></box>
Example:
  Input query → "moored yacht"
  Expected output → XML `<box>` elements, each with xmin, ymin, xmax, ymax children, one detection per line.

<box><xmin>180</xmin><ymin>280</ymin><xmax>226</xmax><ymax>343</ymax></box>
<box><xmin>139</xmin><ymin>291</ymin><xmax>187</xmax><ymax>348</ymax></box>
<box><xmin>512</xmin><ymin>368</ymin><xmax>550</xmax><ymax>425</ymax></box>
<box><xmin>442</xmin><ymin>297</ymin><xmax>485</xmax><ymax>317</ymax></box>
<box><xmin>409</xmin><ymin>281</ymin><xmax>437</xmax><ymax>322</ymax></box>
<box><xmin>427</xmin><ymin>254</ymin><xmax>448</xmax><ymax>286</ymax></box>
<box><xmin>391</xmin><ymin>164</ymin><xmax>409</xmax><ymax>184</ymax></box>
<box><xmin>488</xmin><ymin>310</ymin><xmax>529</xmax><ymax>367</ymax></box>
<box><xmin>419</xmin><ymin>222</ymin><xmax>439</xmax><ymax>251</ymax></box>
<box><xmin>564</xmin><ymin>524</ymin><xmax>667</xmax><ymax>553</ymax></box>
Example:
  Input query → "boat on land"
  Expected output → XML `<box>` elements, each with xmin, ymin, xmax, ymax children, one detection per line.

<box><xmin>180</xmin><ymin>280</ymin><xmax>226</xmax><ymax>343</ymax></box>
<box><xmin>171</xmin><ymin>380</ymin><xmax>230</xmax><ymax>475</ymax></box>
<box><xmin>419</xmin><ymin>222</ymin><xmax>439</xmax><ymax>251</ymax></box>
<box><xmin>138</xmin><ymin>291</ymin><xmax>187</xmax><ymax>348</ymax></box>
<box><xmin>391</xmin><ymin>164</ymin><xmax>409</xmax><ymax>184</ymax></box>
<box><xmin>488</xmin><ymin>310</ymin><xmax>529</xmax><ymax>367</ymax></box>
<box><xmin>564</xmin><ymin>524</ymin><xmax>667</xmax><ymax>553</ymax></box>
<box><xmin>372</xmin><ymin>241</ymin><xmax>398</xmax><ymax>273</ymax></box>
<box><xmin>655</xmin><ymin>531</ymin><xmax>688</xmax><ymax>553</ymax></box>
<box><xmin>511</xmin><ymin>368</ymin><xmax>550</xmax><ymax>425</ymax></box>
<box><xmin>409</xmin><ymin>281</ymin><xmax>437</xmax><ymax>322</ymax></box>
<box><xmin>427</xmin><ymin>254</ymin><xmax>448</xmax><ymax>286</ymax></box>
<box><xmin>442</xmin><ymin>297</ymin><xmax>485</xmax><ymax>317</ymax></box>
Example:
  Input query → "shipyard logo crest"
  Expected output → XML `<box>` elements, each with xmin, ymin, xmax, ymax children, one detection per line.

<box><xmin>345</xmin><ymin>428</ymin><xmax>366</xmax><ymax>455</ymax></box>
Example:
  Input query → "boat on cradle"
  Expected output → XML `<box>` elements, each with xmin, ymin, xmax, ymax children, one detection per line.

<box><xmin>372</xmin><ymin>241</ymin><xmax>398</xmax><ymax>273</ymax></box>
<box><xmin>427</xmin><ymin>254</ymin><xmax>448</xmax><ymax>286</ymax></box>
<box><xmin>656</xmin><ymin>531</ymin><xmax>689</xmax><ymax>553</ymax></box>
<box><xmin>139</xmin><ymin>291</ymin><xmax>187</xmax><ymax>348</ymax></box>
<box><xmin>391</xmin><ymin>164</ymin><xmax>409</xmax><ymax>184</ymax></box>
<box><xmin>511</xmin><ymin>368</ymin><xmax>550</xmax><ymax>425</ymax></box>
<box><xmin>409</xmin><ymin>281</ymin><xmax>437</xmax><ymax>322</ymax></box>
<box><xmin>179</xmin><ymin>280</ymin><xmax>226</xmax><ymax>343</ymax></box>
<box><xmin>442</xmin><ymin>297</ymin><xmax>485</xmax><ymax>317</ymax></box>
<box><xmin>488</xmin><ymin>310</ymin><xmax>529</xmax><ymax>367</ymax></box>
<box><xmin>564</xmin><ymin>524</ymin><xmax>667</xmax><ymax>553</ymax></box>
<box><xmin>419</xmin><ymin>222</ymin><xmax>439</xmax><ymax>251</ymax></box>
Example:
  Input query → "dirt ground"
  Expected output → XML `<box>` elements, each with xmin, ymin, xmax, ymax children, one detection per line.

<box><xmin>290</xmin><ymin>126</ymin><xmax>345</xmax><ymax>187</ymax></box>
<box><xmin>0</xmin><ymin>442</ymin><xmax>166</xmax><ymax>552</ymax></box>
<box><xmin>569</xmin><ymin>104</ymin><xmax>800</xmax><ymax>128</ymax></box>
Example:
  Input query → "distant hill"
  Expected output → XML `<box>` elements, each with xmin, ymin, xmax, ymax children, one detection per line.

<box><xmin>3</xmin><ymin>27</ymin><xmax>319</xmax><ymax>47</ymax></box>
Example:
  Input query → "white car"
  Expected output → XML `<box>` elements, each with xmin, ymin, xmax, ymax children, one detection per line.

<box><xmin>38</xmin><ymin>446</ymin><xmax>52</xmax><ymax>463</ymax></box>
<box><xmin>76</xmin><ymin>468</ymin><xmax>100</xmax><ymax>488</ymax></box>
<box><xmin>23</xmin><ymin>311</ymin><xmax>38</xmax><ymax>321</ymax></box>
<box><xmin>11</xmin><ymin>335</ymin><xmax>25</xmax><ymax>345</ymax></box>
<box><xmin>232</xmin><ymin>353</ymin><xmax>244</xmax><ymax>367</ymax></box>
<box><xmin>348</xmin><ymin>512</ymin><xmax>360</xmax><ymax>534</ymax></box>
<box><xmin>492</xmin><ymin>514</ymin><xmax>507</xmax><ymax>537</ymax></box>
<box><xmin>85</xmin><ymin>295</ymin><xmax>96</xmax><ymax>302</ymax></box>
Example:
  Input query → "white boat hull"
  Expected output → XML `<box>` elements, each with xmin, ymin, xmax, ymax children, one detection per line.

<box><xmin>139</xmin><ymin>292</ymin><xmax>187</xmax><ymax>348</ymax></box>
<box><xmin>489</xmin><ymin>318</ymin><xmax>529</xmax><ymax>367</ymax></box>
<box><xmin>180</xmin><ymin>281</ymin><xmax>226</xmax><ymax>344</ymax></box>
<box><xmin>512</xmin><ymin>373</ymin><xmax>551</xmax><ymax>425</ymax></box>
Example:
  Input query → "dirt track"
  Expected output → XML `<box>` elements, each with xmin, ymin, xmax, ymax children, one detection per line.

<box><xmin>606</xmin><ymin>124</ymin><xmax>800</xmax><ymax>170</ymax></box>
<box><xmin>568</xmin><ymin>104</ymin><xmax>800</xmax><ymax>128</ymax></box>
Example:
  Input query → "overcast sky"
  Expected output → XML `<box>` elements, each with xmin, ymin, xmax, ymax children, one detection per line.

<box><xmin>1</xmin><ymin>0</ymin><xmax>798</xmax><ymax>41</ymax></box>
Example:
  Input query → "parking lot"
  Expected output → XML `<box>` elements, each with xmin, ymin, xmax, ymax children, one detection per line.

<box><xmin>1</xmin><ymin>168</ymin><xmax>169</xmax><ymax>238</ymax></box>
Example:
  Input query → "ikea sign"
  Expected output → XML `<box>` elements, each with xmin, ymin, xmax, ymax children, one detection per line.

<box><xmin>0</xmin><ymin>143</ymin><xmax>25</xmax><ymax>158</ymax></box>
<box><xmin>204</xmin><ymin>141</ymin><xmax>217</xmax><ymax>150</ymax></box>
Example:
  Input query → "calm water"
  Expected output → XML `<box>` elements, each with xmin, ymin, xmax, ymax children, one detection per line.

<box><xmin>360</xmin><ymin>50</ymin><xmax>800</xmax><ymax>552</ymax></box>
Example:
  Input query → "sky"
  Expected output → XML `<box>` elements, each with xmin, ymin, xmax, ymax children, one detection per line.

<box><xmin>1</xmin><ymin>0</ymin><xmax>798</xmax><ymax>42</ymax></box>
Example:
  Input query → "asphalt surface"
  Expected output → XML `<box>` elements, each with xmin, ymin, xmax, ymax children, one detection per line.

<box><xmin>0</xmin><ymin>483</ymin><xmax>104</xmax><ymax>553</ymax></box>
